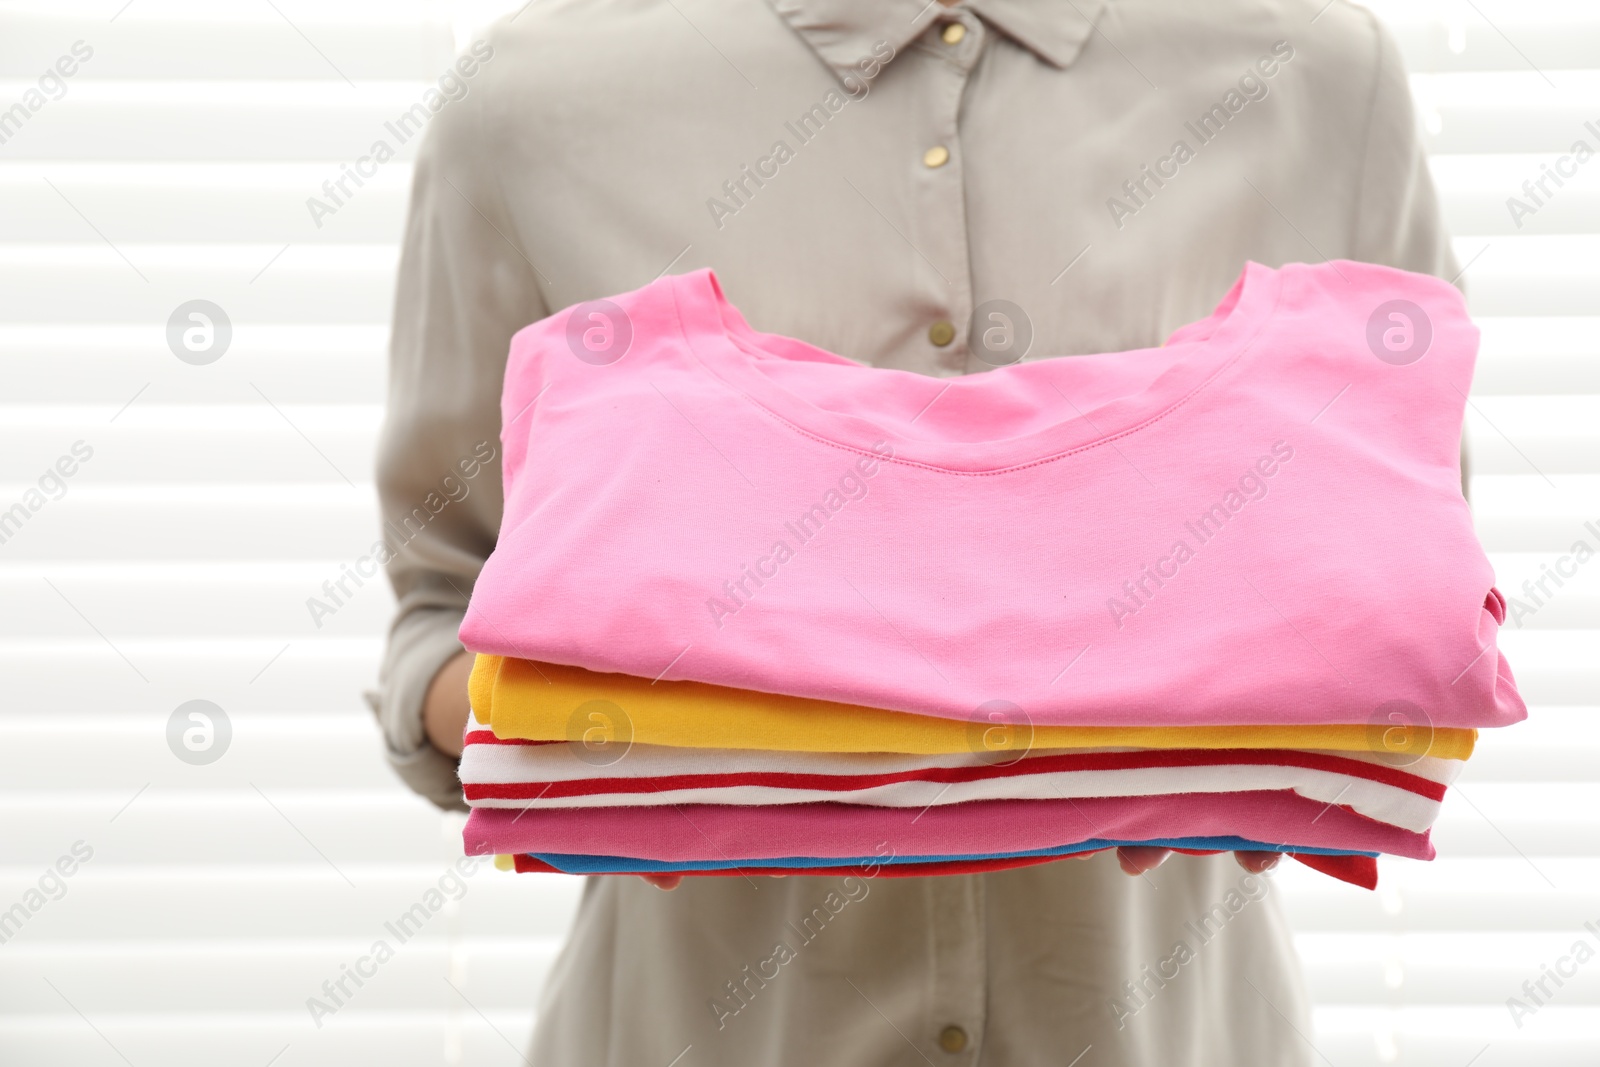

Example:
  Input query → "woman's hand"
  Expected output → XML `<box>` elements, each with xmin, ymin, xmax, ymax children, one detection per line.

<box><xmin>639</xmin><ymin>872</ymin><xmax>790</xmax><ymax>890</ymax></box>
<box><xmin>640</xmin><ymin>874</ymin><xmax>683</xmax><ymax>890</ymax></box>
<box><xmin>423</xmin><ymin>650</ymin><xmax>476</xmax><ymax>757</ymax></box>
<box><xmin>1116</xmin><ymin>847</ymin><xmax>1281</xmax><ymax>876</ymax></box>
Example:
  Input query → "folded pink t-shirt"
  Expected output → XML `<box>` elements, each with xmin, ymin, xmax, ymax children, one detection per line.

<box><xmin>463</xmin><ymin>789</ymin><xmax>1434</xmax><ymax>862</ymax></box>
<box><xmin>462</xmin><ymin>261</ymin><xmax>1522</xmax><ymax>731</ymax></box>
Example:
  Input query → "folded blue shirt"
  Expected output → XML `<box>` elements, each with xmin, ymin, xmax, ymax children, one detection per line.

<box><xmin>531</xmin><ymin>836</ymin><xmax>1376</xmax><ymax>874</ymax></box>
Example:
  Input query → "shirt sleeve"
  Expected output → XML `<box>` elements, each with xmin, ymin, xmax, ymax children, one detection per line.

<box><xmin>1347</xmin><ymin>13</ymin><xmax>1471</xmax><ymax>498</ymax></box>
<box><xmin>365</xmin><ymin>74</ymin><xmax>548</xmax><ymax>811</ymax></box>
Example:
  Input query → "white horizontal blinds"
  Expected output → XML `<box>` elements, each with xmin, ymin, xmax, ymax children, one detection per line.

<box><xmin>1296</xmin><ymin>2</ymin><xmax>1600</xmax><ymax>1064</ymax></box>
<box><xmin>0</xmin><ymin>2</ymin><xmax>1594</xmax><ymax>1066</ymax></box>
<box><xmin>1</xmin><ymin>3</ymin><xmax>549</xmax><ymax>1066</ymax></box>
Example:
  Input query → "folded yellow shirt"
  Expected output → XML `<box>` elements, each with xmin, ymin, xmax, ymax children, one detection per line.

<box><xmin>470</xmin><ymin>654</ymin><xmax>1475</xmax><ymax>760</ymax></box>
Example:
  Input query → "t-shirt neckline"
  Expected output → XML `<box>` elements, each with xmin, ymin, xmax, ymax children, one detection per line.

<box><xmin>669</xmin><ymin>261</ymin><xmax>1284</xmax><ymax>473</ymax></box>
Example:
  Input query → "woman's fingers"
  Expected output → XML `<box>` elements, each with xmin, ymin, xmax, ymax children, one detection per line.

<box><xmin>640</xmin><ymin>873</ymin><xmax>682</xmax><ymax>890</ymax></box>
<box><xmin>1117</xmin><ymin>847</ymin><xmax>1282</xmax><ymax>876</ymax></box>
<box><xmin>636</xmin><ymin>851</ymin><xmax>1278</xmax><ymax>886</ymax></box>
<box><xmin>639</xmin><ymin>873</ymin><xmax>787</xmax><ymax>888</ymax></box>
<box><xmin>1117</xmin><ymin>846</ymin><xmax>1171</xmax><ymax>875</ymax></box>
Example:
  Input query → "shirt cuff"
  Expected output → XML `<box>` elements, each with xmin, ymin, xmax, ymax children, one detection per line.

<box><xmin>367</xmin><ymin>606</ymin><xmax>471</xmax><ymax>812</ymax></box>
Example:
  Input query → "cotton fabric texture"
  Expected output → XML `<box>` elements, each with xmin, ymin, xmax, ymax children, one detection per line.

<box><xmin>522</xmin><ymin>840</ymin><xmax>1375</xmax><ymax>873</ymax></box>
<box><xmin>374</xmin><ymin>2</ymin><xmax>1468</xmax><ymax>1064</ymax></box>
<box><xmin>459</xmin><ymin>729</ymin><xmax>1458</xmax><ymax>832</ymax></box>
<box><xmin>462</xmin><ymin>790</ymin><xmax>1435</xmax><ymax>863</ymax></box>
<box><xmin>508</xmin><ymin>849</ymin><xmax>1382</xmax><ymax>887</ymax></box>
<box><xmin>468</xmin><ymin>652</ymin><xmax>1479</xmax><ymax>760</ymax></box>
<box><xmin>461</xmin><ymin>262</ymin><xmax>1521</xmax><ymax>732</ymax></box>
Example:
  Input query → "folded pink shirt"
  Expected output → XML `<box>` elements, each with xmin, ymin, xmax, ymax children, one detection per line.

<box><xmin>462</xmin><ymin>261</ymin><xmax>1522</xmax><ymax>732</ymax></box>
<box><xmin>464</xmin><ymin>789</ymin><xmax>1435</xmax><ymax>862</ymax></box>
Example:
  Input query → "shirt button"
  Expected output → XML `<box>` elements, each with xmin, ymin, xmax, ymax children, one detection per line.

<box><xmin>928</xmin><ymin>320</ymin><xmax>956</xmax><ymax>347</ymax></box>
<box><xmin>941</xmin><ymin>23</ymin><xmax>966</xmax><ymax>45</ymax></box>
<box><xmin>938</xmin><ymin>1025</ymin><xmax>969</xmax><ymax>1053</ymax></box>
<box><xmin>923</xmin><ymin>144</ymin><xmax>950</xmax><ymax>168</ymax></box>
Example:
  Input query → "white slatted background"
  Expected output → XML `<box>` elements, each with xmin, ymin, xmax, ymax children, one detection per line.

<box><xmin>0</xmin><ymin>2</ymin><xmax>1594</xmax><ymax>1064</ymax></box>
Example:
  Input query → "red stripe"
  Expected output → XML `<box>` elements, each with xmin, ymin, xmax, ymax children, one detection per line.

<box><xmin>464</xmin><ymin>731</ymin><xmax>562</xmax><ymax>748</ymax></box>
<box><xmin>465</xmin><ymin>747</ymin><xmax>1444</xmax><ymax>802</ymax></box>
<box><xmin>1290</xmin><ymin>851</ymin><xmax>1379</xmax><ymax>889</ymax></box>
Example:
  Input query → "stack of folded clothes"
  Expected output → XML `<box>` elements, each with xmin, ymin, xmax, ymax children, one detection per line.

<box><xmin>454</xmin><ymin>260</ymin><xmax>1525</xmax><ymax>890</ymax></box>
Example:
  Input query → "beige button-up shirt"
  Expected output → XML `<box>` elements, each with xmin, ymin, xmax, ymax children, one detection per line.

<box><xmin>374</xmin><ymin>1</ymin><xmax>1455</xmax><ymax>1062</ymax></box>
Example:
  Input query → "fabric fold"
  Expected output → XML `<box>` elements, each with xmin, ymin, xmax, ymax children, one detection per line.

<box><xmin>465</xmin><ymin>789</ymin><xmax>1435</xmax><ymax>863</ymax></box>
<box><xmin>459</xmin><ymin>732</ymin><xmax>1456</xmax><ymax>832</ymax></box>
<box><xmin>470</xmin><ymin>653</ymin><xmax>1477</xmax><ymax>760</ymax></box>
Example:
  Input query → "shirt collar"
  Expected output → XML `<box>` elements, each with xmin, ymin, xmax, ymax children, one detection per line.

<box><xmin>767</xmin><ymin>0</ymin><xmax>1108</xmax><ymax>81</ymax></box>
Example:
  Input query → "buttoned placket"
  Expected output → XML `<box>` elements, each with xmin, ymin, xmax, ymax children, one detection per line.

<box><xmin>905</xmin><ymin>6</ymin><xmax>984</xmax><ymax>376</ymax></box>
<box><xmin>924</xmin><ymin>870</ymin><xmax>987</xmax><ymax>1063</ymax></box>
<box><xmin>900</xmin><ymin>19</ymin><xmax>990</xmax><ymax>1063</ymax></box>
